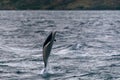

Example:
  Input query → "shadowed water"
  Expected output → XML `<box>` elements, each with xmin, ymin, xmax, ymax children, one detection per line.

<box><xmin>0</xmin><ymin>11</ymin><xmax>120</xmax><ymax>80</ymax></box>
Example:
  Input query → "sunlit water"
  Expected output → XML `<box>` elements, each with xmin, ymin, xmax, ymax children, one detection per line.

<box><xmin>0</xmin><ymin>11</ymin><xmax>120</xmax><ymax>80</ymax></box>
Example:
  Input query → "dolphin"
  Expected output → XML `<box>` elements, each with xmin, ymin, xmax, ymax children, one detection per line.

<box><xmin>43</xmin><ymin>31</ymin><xmax>56</xmax><ymax>68</ymax></box>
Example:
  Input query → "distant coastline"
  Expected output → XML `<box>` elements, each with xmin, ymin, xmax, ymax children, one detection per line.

<box><xmin>0</xmin><ymin>0</ymin><xmax>120</xmax><ymax>10</ymax></box>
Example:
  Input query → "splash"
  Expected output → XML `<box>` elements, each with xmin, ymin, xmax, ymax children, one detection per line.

<box><xmin>40</xmin><ymin>67</ymin><xmax>54</xmax><ymax>78</ymax></box>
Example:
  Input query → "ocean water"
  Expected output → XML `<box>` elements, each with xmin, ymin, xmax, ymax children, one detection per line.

<box><xmin>0</xmin><ymin>11</ymin><xmax>120</xmax><ymax>80</ymax></box>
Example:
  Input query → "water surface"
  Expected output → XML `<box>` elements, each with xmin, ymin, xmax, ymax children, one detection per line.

<box><xmin>0</xmin><ymin>11</ymin><xmax>120</xmax><ymax>80</ymax></box>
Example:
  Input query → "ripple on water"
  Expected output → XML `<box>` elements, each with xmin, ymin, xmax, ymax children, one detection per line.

<box><xmin>0</xmin><ymin>11</ymin><xmax>120</xmax><ymax>80</ymax></box>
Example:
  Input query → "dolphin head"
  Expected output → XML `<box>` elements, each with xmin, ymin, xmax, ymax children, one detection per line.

<box><xmin>43</xmin><ymin>31</ymin><xmax>56</xmax><ymax>48</ymax></box>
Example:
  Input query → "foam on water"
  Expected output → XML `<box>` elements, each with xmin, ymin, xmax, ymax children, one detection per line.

<box><xmin>40</xmin><ymin>68</ymin><xmax>50</xmax><ymax>78</ymax></box>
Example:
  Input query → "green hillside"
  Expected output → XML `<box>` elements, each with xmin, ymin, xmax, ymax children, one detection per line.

<box><xmin>0</xmin><ymin>0</ymin><xmax>120</xmax><ymax>10</ymax></box>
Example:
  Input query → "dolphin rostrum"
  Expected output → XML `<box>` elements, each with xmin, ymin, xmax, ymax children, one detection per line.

<box><xmin>43</xmin><ymin>31</ymin><xmax>56</xmax><ymax>69</ymax></box>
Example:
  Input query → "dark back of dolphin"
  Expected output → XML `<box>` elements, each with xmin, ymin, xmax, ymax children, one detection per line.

<box><xmin>43</xmin><ymin>32</ymin><xmax>52</xmax><ymax>48</ymax></box>
<box><xmin>43</xmin><ymin>31</ymin><xmax>56</xmax><ymax>68</ymax></box>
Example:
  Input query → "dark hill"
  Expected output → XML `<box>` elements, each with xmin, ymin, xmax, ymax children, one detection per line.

<box><xmin>0</xmin><ymin>0</ymin><xmax>120</xmax><ymax>10</ymax></box>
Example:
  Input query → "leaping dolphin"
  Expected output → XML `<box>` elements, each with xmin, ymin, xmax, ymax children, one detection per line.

<box><xmin>43</xmin><ymin>31</ymin><xmax>56</xmax><ymax>69</ymax></box>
